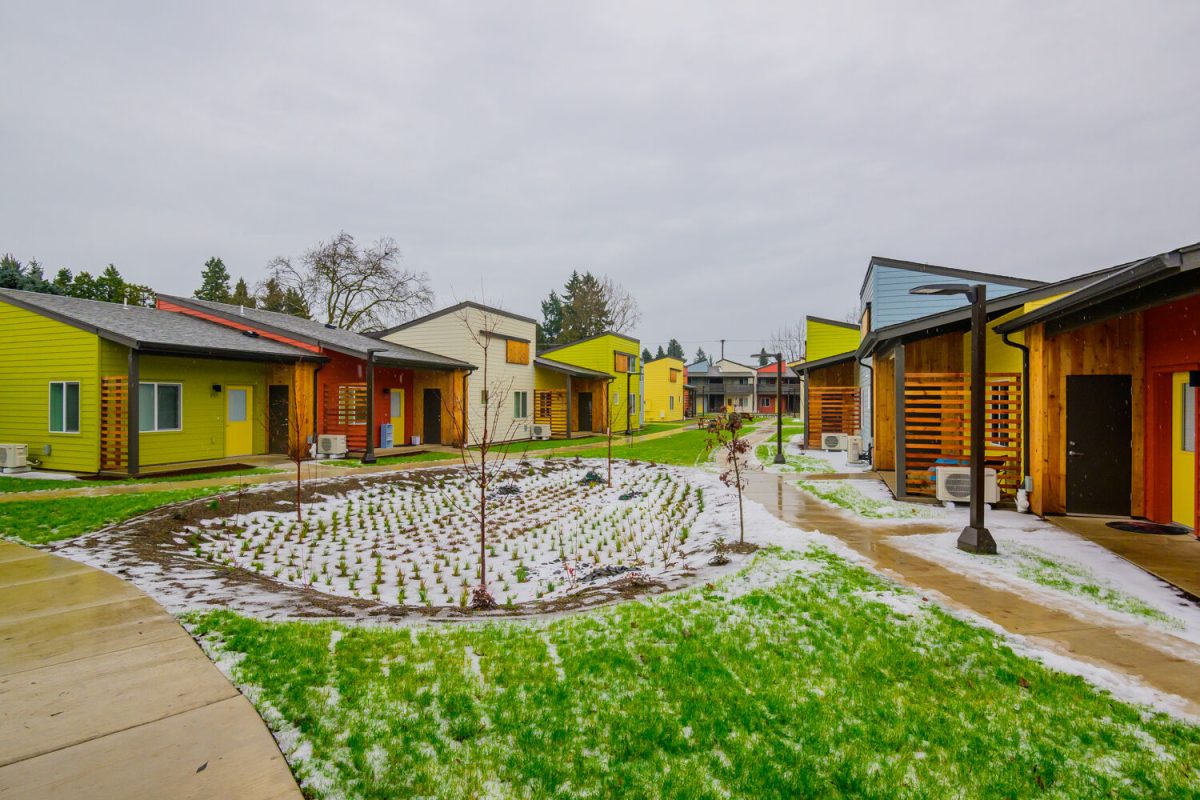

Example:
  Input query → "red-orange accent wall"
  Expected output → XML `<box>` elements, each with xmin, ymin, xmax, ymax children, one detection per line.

<box><xmin>317</xmin><ymin>351</ymin><xmax>415</xmax><ymax>446</ymax></box>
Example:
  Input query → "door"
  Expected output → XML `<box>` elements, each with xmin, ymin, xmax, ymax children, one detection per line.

<box><xmin>1172</xmin><ymin>372</ymin><xmax>1196</xmax><ymax>527</ymax></box>
<box><xmin>423</xmin><ymin>388</ymin><xmax>441</xmax><ymax>445</ymax></box>
<box><xmin>225</xmin><ymin>385</ymin><xmax>254</xmax><ymax>457</ymax></box>
<box><xmin>268</xmin><ymin>385</ymin><xmax>289</xmax><ymax>454</ymax></box>
<box><xmin>578</xmin><ymin>392</ymin><xmax>593</xmax><ymax>432</ymax></box>
<box><xmin>1065</xmin><ymin>375</ymin><xmax>1132</xmax><ymax>516</ymax></box>
<box><xmin>390</xmin><ymin>389</ymin><xmax>405</xmax><ymax>444</ymax></box>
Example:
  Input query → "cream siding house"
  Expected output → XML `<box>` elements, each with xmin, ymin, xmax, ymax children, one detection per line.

<box><xmin>375</xmin><ymin>302</ymin><xmax>538</xmax><ymax>445</ymax></box>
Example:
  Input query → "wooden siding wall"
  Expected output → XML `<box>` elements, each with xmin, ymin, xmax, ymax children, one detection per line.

<box><xmin>413</xmin><ymin>369</ymin><xmax>467</xmax><ymax>447</ymax></box>
<box><xmin>873</xmin><ymin>353</ymin><xmax>896</xmax><ymax>470</ymax></box>
<box><xmin>905</xmin><ymin>332</ymin><xmax>963</xmax><ymax>373</ymax></box>
<box><xmin>1028</xmin><ymin>315</ymin><xmax>1145</xmax><ymax>517</ymax></box>
<box><xmin>807</xmin><ymin>360</ymin><xmax>856</xmax><ymax>388</ymax></box>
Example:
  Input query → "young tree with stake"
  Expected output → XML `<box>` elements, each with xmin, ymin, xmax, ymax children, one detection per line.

<box><xmin>707</xmin><ymin>411</ymin><xmax>756</xmax><ymax>549</ymax></box>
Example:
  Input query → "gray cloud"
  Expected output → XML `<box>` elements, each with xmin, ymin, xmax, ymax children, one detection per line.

<box><xmin>2</xmin><ymin>1</ymin><xmax>1198</xmax><ymax>353</ymax></box>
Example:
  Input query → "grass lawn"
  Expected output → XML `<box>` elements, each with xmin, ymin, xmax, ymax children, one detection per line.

<box><xmin>321</xmin><ymin>452</ymin><xmax>460</xmax><ymax>468</ymax></box>
<box><xmin>187</xmin><ymin>547</ymin><xmax>1200</xmax><ymax>799</ymax></box>
<box><xmin>0</xmin><ymin>488</ymin><xmax>220</xmax><ymax>544</ymax></box>
<box><xmin>796</xmin><ymin>479</ymin><xmax>932</xmax><ymax>520</ymax></box>
<box><xmin>755</xmin><ymin>444</ymin><xmax>835</xmax><ymax>473</ymax></box>
<box><xmin>0</xmin><ymin>467</ymin><xmax>282</xmax><ymax>494</ymax></box>
<box><xmin>549</xmin><ymin>428</ymin><xmax>714</xmax><ymax>467</ymax></box>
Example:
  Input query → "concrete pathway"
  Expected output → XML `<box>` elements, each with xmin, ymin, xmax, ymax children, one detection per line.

<box><xmin>1050</xmin><ymin>514</ymin><xmax>1200</xmax><ymax>599</ymax></box>
<box><xmin>741</xmin><ymin>433</ymin><xmax>1200</xmax><ymax>716</ymax></box>
<box><xmin>0</xmin><ymin>540</ymin><xmax>301</xmax><ymax>800</ymax></box>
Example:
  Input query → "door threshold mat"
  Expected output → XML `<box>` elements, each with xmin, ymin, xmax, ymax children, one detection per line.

<box><xmin>1106</xmin><ymin>520</ymin><xmax>1193</xmax><ymax>536</ymax></box>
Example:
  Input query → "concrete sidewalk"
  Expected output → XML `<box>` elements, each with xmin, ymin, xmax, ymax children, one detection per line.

<box><xmin>0</xmin><ymin>540</ymin><xmax>301</xmax><ymax>800</ymax></box>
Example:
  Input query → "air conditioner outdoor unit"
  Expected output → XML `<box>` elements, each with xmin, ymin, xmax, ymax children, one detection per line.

<box><xmin>316</xmin><ymin>434</ymin><xmax>348</xmax><ymax>458</ymax></box>
<box><xmin>0</xmin><ymin>444</ymin><xmax>30</xmax><ymax>473</ymax></box>
<box><xmin>935</xmin><ymin>466</ymin><xmax>1000</xmax><ymax>504</ymax></box>
<box><xmin>846</xmin><ymin>435</ymin><xmax>864</xmax><ymax>462</ymax></box>
<box><xmin>822</xmin><ymin>433</ymin><xmax>848</xmax><ymax>451</ymax></box>
<box><xmin>531</xmin><ymin>424</ymin><xmax>551</xmax><ymax>440</ymax></box>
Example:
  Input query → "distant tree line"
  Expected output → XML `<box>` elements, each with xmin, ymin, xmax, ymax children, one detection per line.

<box><xmin>537</xmin><ymin>270</ymin><xmax>641</xmax><ymax>347</ymax></box>
<box><xmin>0</xmin><ymin>254</ymin><xmax>156</xmax><ymax>306</ymax></box>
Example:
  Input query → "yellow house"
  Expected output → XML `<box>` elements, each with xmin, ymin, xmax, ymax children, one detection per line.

<box><xmin>538</xmin><ymin>332</ymin><xmax>641</xmax><ymax>434</ymax></box>
<box><xmin>643</xmin><ymin>356</ymin><xmax>684</xmax><ymax>422</ymax></box>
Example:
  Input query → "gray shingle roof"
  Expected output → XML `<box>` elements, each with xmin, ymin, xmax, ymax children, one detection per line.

<box><xmin>0</xmin><ymin>289</ymin><xmax>320</xmax><ymax>361</ymax></box>
<box><xmin>158</xmin><ymin>295</ymin><xmax>473</xmax><ymax>370</ymax></box>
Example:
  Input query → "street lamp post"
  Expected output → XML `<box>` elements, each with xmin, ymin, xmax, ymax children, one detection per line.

<box><xmin>908</xmin><ymin>283</ymin><xmax>996</xmax><ymax>554</ymax></box>
<box><xmin>362</xmin><ymin>348</ymin><xmax>384</xmax><ymax>465</ymax></box>
<box><xmin>755</xmin><ymin>349</ymin><xmax>786</xmax><ymax>465</ymax></box>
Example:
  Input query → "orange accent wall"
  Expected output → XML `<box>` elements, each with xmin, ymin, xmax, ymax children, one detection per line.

<box><xmin>1143</xmin><ymin>295</ymin><xmax>1200</xmax><ymax>527</ymax></box>
<box><xmin>317</xmin><ymin>351</ymin><xmax>415</xmax><ymax>447</ymax></box>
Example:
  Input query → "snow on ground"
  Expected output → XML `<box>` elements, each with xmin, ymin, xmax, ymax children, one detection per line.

<box><xmin>184</xmin><ymin>459</ymin><xmax>850</xmax><ymax>609</ymax></box>
<box><xmin>889</xmin><ymin>507</ymin><xmax>1200</xmax><ymax>645</ymax></box>
<box><xmin>755</xmin><ymin>436</ymin><xmax>874</xmax><ymax>475</ymax></box>
<box><xmin>3</xmin><ymin>470</ymin><xmax>80</xmax><ymax>482</ymax></box>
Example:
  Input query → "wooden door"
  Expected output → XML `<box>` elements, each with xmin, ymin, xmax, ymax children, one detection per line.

<box><xmin>225</xmin><ymin>385</ymin><xmax>254</xmax><ymax>457</ymax></box>
<box><xmin>1065</xmin><ymin>375</ymin><xmax>1132</xmax><ymax>516</ymax></box>
<box><xmin>423</xmin><ymin>388</ymin><xmax>441</xmax><ymax>445</ymax></box>
<box><xmin>268</xmin><ymin>385</ymin><xmax>289</xmax><ymax>454</ymax></box>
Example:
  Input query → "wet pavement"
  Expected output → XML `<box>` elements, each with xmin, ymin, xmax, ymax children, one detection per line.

<box><xmin>0</xmin><ymin>540</ymin><xmax>301</xmax><ymax>800</ymax></box>
<box><xmin>740</xmin><ymin>432</ymin><xmax>1200</xmax><ymax>717</ymax></box>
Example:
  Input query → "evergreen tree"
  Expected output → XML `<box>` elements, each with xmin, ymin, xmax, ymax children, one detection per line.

<box><xmin>694</xmin><ymin>347</ymin><xmax>708</xmax><ymax>363</ymax></box>
<box><xmin>258</xmin><ymin>277</ymin><xmax>286</xmax><ymax>312</ymax></box>
<box><xmin>655</xmin><ymin>345</ymin><xmax>666</xmax><ymax>360</ymax></box>
<box><xmin>560</xmin><ymin>270</ymin><xmax>609</xmax><ymax>341</ymax></box>
<box><xmin>70</xmin><ymin>271</ymin><xmax>97</xmax><ymax>299</ymax></box>
<box><xmin>667</xmin><ymin>339</ymin><xmax>685</xmax><ymax>359</ymax></box>
<box><xmin>0</xmin><ymin>255</ymin><xmax>24</xmax><ymax>289</ymax></box>
<box><xmin>642</xmin><ymin>347</ymin><xmax>653</xmax><ymax>363</ymax></box>
<box><xmin>195</xmin><ymin>257</ymin><xmax>232</xmax><ymax>303</ymax></box>
<box><xmin>282</xmin><ymin>287</ymin><xmax>311</xmax><ymax>318</ymax></box>
<box><xmin>93</xmin><ymin>265</ymin><xmax>126</xmax><ymax>303</ymax></box>
<box><xmin>53</xmin><ymin>268</ymin><xmax>73</xmax><ymax>293</ymax></box>
<box><xmin>230</xmin><ymin>278</ymin><xmax>256</xmax><ymax>308</ymax></box>
<box><xmin>538</xmin><ymin>290</ymin><xmax>564</xmax><ymax>346</ymax></box>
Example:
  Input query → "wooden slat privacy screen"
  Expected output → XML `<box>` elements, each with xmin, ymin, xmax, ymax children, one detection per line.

<box><xmin>324</xmin><ymin>383</ymin><xmax>369</xmax><ymax>448</ymax></box>
<box><xmin>903</xmin><ymin>372</ymin><xmax>1022</xmax><ymax>497</ymax></box>
<box><xmin>100</xmin><ymin>376</ymin><xmax>127</xmax><ymax>471</ymax></box>
<box><xmin>806</xmin><ymin>387</ymin><xmax>861</xmax><ymax>448</ymax></box>
<box><xmin>534</xmin><ymin>390</ymin><xmax>568</xmax><ymax>436</ymax></box>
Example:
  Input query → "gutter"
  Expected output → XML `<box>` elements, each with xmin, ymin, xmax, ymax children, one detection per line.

<box><xmin>1000</xmin><ymin>332</ymin><xmax>1031</xmax><ymax>483</ymax></box>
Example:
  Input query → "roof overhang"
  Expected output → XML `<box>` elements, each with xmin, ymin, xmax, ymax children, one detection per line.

<box><xmin>534</xmin><ymin>357</ymin><xmax>612</xmax><ymax>380</ymax></box>
<box><xmin>793</xmin><ymin>351</ymin><xmax>857</xmax><ymax>373</ymax></box>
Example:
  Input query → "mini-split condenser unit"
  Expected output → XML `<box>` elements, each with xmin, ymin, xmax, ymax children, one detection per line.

<box><xmin>531</xmin><ymin>424</ymin><xmax>551</xmax><ymax>440</ymax></box>
<box><xmin>935</xmin><ymin>466</ymin><xmax>1000</xmax><ymax>504</ymax></box>
<box><xmin>0</xmin><ymin>444</ymin><xmax>29</xmax><ymax>473</ymax></box>
<box><xmin>822</xmin><ymin>433</ymin><xmax>849</xmax><ymax>451</ymax></box>
<box><xmin>316</xmin><ymin>434</ymin><xmax>348</xmax><ymax>458</ymax></box>
<box><xmin>846</xmin><ymin>435</ymin><xmax>864</xmax><ymax>462</ymax></box>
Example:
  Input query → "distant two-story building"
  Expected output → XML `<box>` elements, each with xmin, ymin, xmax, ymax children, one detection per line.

<box><xmin>686</xmin><ymin>358</ymin><xmax>757</xmax><ymax>414</ymax></box>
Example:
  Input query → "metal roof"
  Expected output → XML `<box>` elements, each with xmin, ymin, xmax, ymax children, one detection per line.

<box><xmin>158</xmin><ymin>295</ymin><xmax>473</xmax><ymax>370</ymax></box>
<box><xmin>0</xmin><ymin>289</ymin><xmax>323</xmax><ymax>362</ymax></box>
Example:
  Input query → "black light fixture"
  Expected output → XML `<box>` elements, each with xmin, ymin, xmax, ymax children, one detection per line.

<box><xmin>909</xmin><ymin>283</ymin><xmax>995</xmax><ymax>554</ymax></box>
<box><xmin>753</xmin><ymin>348</ymin><xmax>786</xmax><ymax>465</ymax></box>
<box><xmin>211</xmin><ymin>384</ymin><xmax>222</xmax><ymax>393</ymax></box>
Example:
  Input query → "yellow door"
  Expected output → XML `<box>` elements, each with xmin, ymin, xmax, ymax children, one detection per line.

<box><xmin>1171</xmin><ymin>372</ymin><xmax>1196</xmax><ymax>527</ymax></box>
<box><xmin>225</xmin><ymin>385</ymin><xmax>253</xmax><ymax>457</ymax></box>
<box><xmin>390</xmin><ymin>389</ymin><xmax>405</xmax><ymax>444</ymax></box>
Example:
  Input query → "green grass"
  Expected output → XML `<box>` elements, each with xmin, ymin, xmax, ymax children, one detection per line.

<box><xmin>491</xmin><ymin>423</ymin><xmax>693</xmax><ymax>456</ymax></box>
<box><xmin>797</xmin><ymin>479</ymin><xmax>931</xmax><ymax>519</ymax></box>
<box><xmin>186</xmin><ymin>547</ymin><xmax>1200</xmax><ymax>799</ymax></box>
<box><xmin>1011</xmin><ymin>546</ymin><xmax>1178</xmax><ymax>625</ymax></box>
<box><xmin>0</xmin><ymin>467</ymin><xmax>282</xmax><ymax>494</ymax></box>
<box><xmin>321</xmin><ymin>452</ymin><xmax>460</xmax><ymax>468</ymax></box>
<box><xmin>0</xmin><ymin>488</ymin><xmax>220</xmax><ymax>544</ymax></box>
<box><xmin>755</xmin><ymin>444</ymin><xmax>834</xmax><ymax>473</ymax></box>
<box><xmin>545</xmin><ymin>429</ymin><xmax>714</xmax><ymax>467</ymax></box>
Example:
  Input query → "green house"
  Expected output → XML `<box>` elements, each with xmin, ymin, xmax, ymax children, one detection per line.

<box><xmin>0</xmin><ymin>289</ymin><xmax>322</xmax><ymax>475</ymax></box>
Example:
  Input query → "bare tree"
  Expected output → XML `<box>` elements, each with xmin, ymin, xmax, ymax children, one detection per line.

<box><xmin>707</xmin><ymin>411</ymin><xmax>756</xmax><ymax>550</ymax></box>
<box><xmin>601</xmin><ymin>276</ymin><xmax>641</xmax><ymax>334</ymax></box>
<box><xmin>766</xmin><ymin>321</ymin><xmax>805</xmax><ymax>363</ymax></box>
<box><xmin>440</xmin><ymin>304</ymin><xmax>525</xmax><ymax>609</ymax></box>
<box><xmin>268</xmin><ymin>231</ymin><xmax>433</xmax><ymax>331</ymax></box>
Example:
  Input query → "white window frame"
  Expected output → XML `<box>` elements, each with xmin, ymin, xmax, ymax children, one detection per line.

<box><xmin>48</xmin><ymin>381</ymin><xmax>81</xmax><ymax>434</ymax></box>
<box><xmin>140</xmin><ymin>382</ymin><xmax>183</xmax><ymax>433</ymax></box>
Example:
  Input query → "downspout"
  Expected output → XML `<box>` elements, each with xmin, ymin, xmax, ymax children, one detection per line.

<box><xmin>1000</xmin><ymin>331</ymin><xmax>1031</xmax><ymax>482</ymax></box>
<box><xmin>856</xmin><ymin>353</ymin><xmax>874</xmax><ymax>463</ymax></box>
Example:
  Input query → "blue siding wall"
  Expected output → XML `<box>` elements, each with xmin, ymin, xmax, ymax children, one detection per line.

<box><xmin>865</xmin><ymin>266</ymin><xmax>1029</xmax><ymax>330</ymax></box>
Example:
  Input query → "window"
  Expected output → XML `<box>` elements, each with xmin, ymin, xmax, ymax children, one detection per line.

<box><xmin>49</xmin><ymin>381</ymin><xmax>80</xmax><ymax>433</ymax></box>
<box><xmin>761</xmin><ymin>397</ymin><xmax>770</xmax><ymax>408</ymax></box>
<box><xmin>628</xmin><ymin>393</ymin><xmax>636</xmax><ymax>409</ymax></box>
<box><xmin>505</xmin><ymin>339</ymin><xmax>530</xmax><ymax>365</ymax></box>
<box><xmin>613</xmin><ymin>391</ymin><xmax>620</xmax><ymax>406</ymax></box>
<box><xmin>1183</xmin><ymin>384</ymin><xmax>1196</xmax><ymax>453</ymax></box>
<box><xmin>513</xmin><ymin>391</ymin><xmax>529</xmax><ymax>419</ymax></box>
<box><xmin>480</xmin><ymin>389</ymin><xmax>489</xmax><ymax>404</ymax></box>
<box><xmin>669</xmin><ymin>396</ymin><xmax>675</xmax><ymax>411</ymax></box>
<box><xmin>139</xmin><ymin>382</ymin><xmax>182</xmax><ymax>432</ymax></box>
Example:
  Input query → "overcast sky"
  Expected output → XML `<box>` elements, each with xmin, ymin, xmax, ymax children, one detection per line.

<box><xmin>2</xmin><ymin>1</ymin><xmax>1198</xmax><ymax>355</ymax></box>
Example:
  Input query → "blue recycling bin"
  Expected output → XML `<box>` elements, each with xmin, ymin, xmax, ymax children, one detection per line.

<box><xmin>379</xmin><ymin>423</ymin><xmax>394</xmax><ymax>449</ymax></box>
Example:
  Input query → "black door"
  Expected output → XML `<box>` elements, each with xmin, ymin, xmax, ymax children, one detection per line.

<box><xmin>578</xmin><ymin>392</ymin><xmax>593</xmax><ymax>432</ymax></box>
<box><xmin>268</xmin><ymin>385</ymin><xmax>290</xmax><ymax>454</ymax></box>
<box><xmin>423</xmin><ymin>388</ymin><xmax>442</xmax><ymax>445</ymax></box>
<box><xmin>1066</xmin><ymin>375</ymin><xmax>1132</xmax><ymax>515</ymax></box>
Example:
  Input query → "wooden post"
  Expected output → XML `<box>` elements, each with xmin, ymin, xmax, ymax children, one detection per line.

<box><xmin>565</xmin><ymin>374</ymin><xmax>573</xmax><ymax>438</ymax></box>
<box><xmin>894</xmin><ymin>342</ymin><xmax>906</xmax><ymax>499</ymax></box>
<box><xmin>127</xmin><ymin>348</ymin><xmax>139</xmax><ymax>477</ymax></box>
